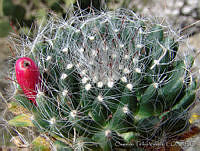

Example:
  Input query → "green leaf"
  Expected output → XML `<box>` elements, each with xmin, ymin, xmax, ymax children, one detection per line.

<box><xmin>64</xmin><ymin>0</ymin><xmax>75</xmax><ymax>7</ymax></box>
<box><xmin>0</xmin><ymin>0</ymin><xmax>3</xmax><ymax>16</ymax></box>
<box><xmin>32</xmin><ymin>136</ymin><xmax>51</xmax><ymax>151</ymax></box>
<box><xmin>46</xmin><ymin>0</ymin><xmax>57</xmax><ymax>6</ymax></box>
<box><xmin>0</xmin><ymin>20</ymin><xmax>12</xmax><ymax>37</ymax></box>
<box><xmin>50</xmin><ymin>2</ymin><xmax>64</xmax><ymax>13</ymax></box>
<box><xmin>35</xmin><ymin>8</ymin><xmax>47</xmax><ymax>25</ymax></box>
<box><xmin>51</xmin><ymin>133</ymin><xmax>73</xmax><ymax>148</ymax></box>
<box><xmin>8</xmin><ymin>113</ymin><xmax>34</xmax><ymax>127</ymax></box>
<box><xmin>12</xmin><ymin>5</ymin><xmax>26</xmax><ymax>21</ymax></box>
<box><xmin>53</xmin><ymin>140</ymin><xmax>72</xmax><ymax>151</ymax></box>
<box><xmin>2</xmin><ymin>0</ymin><xmax>15</xmax><ymax>16</ymax></box>
<box><xmin>2</xmin><ymin>0</ymin><xmax>25</xmax><ymax>22</ymax></box>
<box><xmin>8</xmin><ymin>101</ymin><xmax>29</xmax><ymax>115</ymax></box>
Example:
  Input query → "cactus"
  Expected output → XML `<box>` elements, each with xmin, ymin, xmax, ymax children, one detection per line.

<box><xmin>10</xmin><ymin>9</ymin><xmax>198</xmax><ymax>150</ymax></box>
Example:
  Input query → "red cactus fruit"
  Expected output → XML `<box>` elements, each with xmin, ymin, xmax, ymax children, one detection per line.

<box><xmin>15</xmin><ymin>57</ymin><xmax>40</xmax><ymax>105</ymax></box>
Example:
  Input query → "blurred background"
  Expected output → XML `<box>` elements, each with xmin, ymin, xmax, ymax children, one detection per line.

<box><xmin>0</xmin><ymin>0</ymin><xmax>200</xmax><ymax>150</ymax></box>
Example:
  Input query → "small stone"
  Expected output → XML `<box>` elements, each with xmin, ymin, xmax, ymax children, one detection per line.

<box><xmin>182</xmin><ymin>6</ymin><xmax>192</xmax><ymax>14</ymax></box>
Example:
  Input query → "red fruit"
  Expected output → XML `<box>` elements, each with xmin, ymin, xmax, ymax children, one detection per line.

<box><xmin>15</xmin><ymin>57</ymin><xmax>40</xmax><ymax>105</ymax></box>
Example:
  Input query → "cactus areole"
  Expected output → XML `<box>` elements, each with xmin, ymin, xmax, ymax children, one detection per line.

<box><xmin>15</xmin><ymin>57</ymin><xmax>40</xmax><ymax>105</ymax></box>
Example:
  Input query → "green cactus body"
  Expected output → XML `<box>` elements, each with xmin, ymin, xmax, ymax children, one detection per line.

<box><xmin>13</xmin><ymin>9</ymin><xmax>197</xmax><ymax>150</ymax></box>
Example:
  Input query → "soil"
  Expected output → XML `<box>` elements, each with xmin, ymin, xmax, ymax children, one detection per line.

<box><xmin>0</xmin><ymin>38</ymin><xmax>11</xmax><ymax>96</ymax></box>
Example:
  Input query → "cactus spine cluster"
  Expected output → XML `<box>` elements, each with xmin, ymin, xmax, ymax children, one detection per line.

<box><xmin>12</xmin><ymin>9</ymin><xmax>197</xmax><ymax>150</ymax></box>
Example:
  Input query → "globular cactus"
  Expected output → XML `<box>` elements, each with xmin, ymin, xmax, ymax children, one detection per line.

<box><xmin>10</xmin><ymin>9</ymin><xmax>198</xmax><ymax>150</ymax></box>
